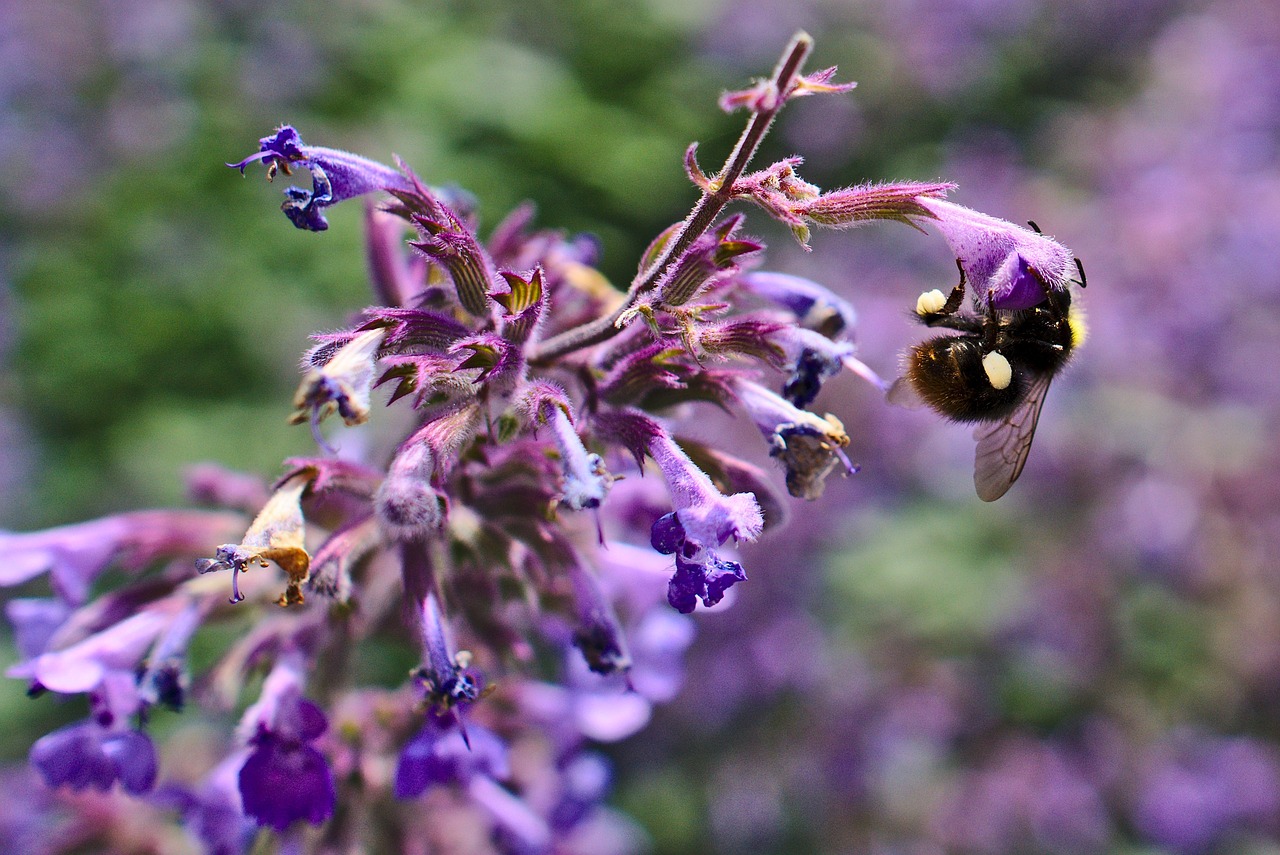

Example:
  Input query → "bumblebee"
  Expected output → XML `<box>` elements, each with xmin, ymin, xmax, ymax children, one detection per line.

<box><xmin>888</xmin><ymin>258</ymin><xmax>1086</xmax><ymax>501</ymax></box>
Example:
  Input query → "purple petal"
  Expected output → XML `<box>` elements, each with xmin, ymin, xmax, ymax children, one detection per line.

<box><xmin>394</xmin><ymin>722</ymin><xmax>508</xmax><ymax>799</ymax></box>
<box><xmin>5</xmin><ymin>598</ymin><xmax>70</xmax><ymax>661</ymax></box>
<box><xmin>667</xmin><ymin>559</ymin><xmax>704</xmax><ymax>614</ymax></box>
<box><xmin>238</xmin><ymin>733</ymin><xmax>335</xmax><ymax>832</ymax></box>
<box><xmin>102</xmin><ymin>729</ymin><xmax>159</xmax><ymax>794</ymax></box>
<box><xmin>30</xmin><ymin>722</ymin><xmax>117</xmax><ymax>792</ymax></box>
<box><xmin>702</xmin><ymin>555</ymin><xmax>746</xmax><ymax>607</ymax></box>
<box><xmin>293</xmin><ymin>699</ymin><xmax>329</xmax><ymax>742</ymax></box>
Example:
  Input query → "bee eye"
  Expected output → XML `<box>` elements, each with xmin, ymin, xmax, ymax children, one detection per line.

<box><xmin>982</xmin><ymin>351</ymin><xmax>1012</xmax><ymax>389</ymax></box>
<box><xmin>915</xmin><ymin>289</ymin><xmax>946</xmax><ymax>315</ymax></box>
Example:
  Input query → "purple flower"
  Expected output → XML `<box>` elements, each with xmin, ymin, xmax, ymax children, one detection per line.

<box><xmin>8</xmin><ymin>605</ymin><xmax>175</xmax><ymax>693</ymax></box>
<box><xmin>394</xmin><ymin>718</ymin><xmax>509</xmax><ymax>798</ymax></box>
<box><xmin>289</xmin><ymin>326</ymin><xmax>387</xmax><ymax>447</ymax></box>
<box><xmin>917</xmin><ymin>197</ymin><xmax>1076</xmax><ymax>311</ymax></box>
<box><xmin>568</xmin><ymin>563</ymin><xmax>631</xmax><ymax>675</ymax></box>
<box><xmin>30</xmin><ymin>720</ymin><xmax>158</xmax><ymax>795</ymax></box>
<box><xmin>235</xmin><ymin>655</ymin><xmax>335</xmax><ymax>832</ymax></box>
<box><xmin>410</xmin><ymin>588</ymin><xmax>484</xmax><ymax>719</ymax></box>
<box><xmin>644</xmin><ymin>430</ymin><xmax>762</xmax><ymax>613</ymax></box>
<box><xmin>138</xmin><ymin>599</ymin><xmax>204</xmax><ymax>712</ymax></box>
<box><xmin>0</xmin><ymin>510</ymin><xmax>242</xmax><ymax>605</ymax></box>
<box><xmin>195</xmin><ymin>472</ymin><xmax>313</xmax><ymax>606</ymax></box>
<box><xmin>731</xmin><ymin>378</ymin><xmax>856</xmax><ymax>500</ymax></box>
<box><xmin>547</xmin><ymin>404</ymin><xmax>612</xmax><ymax>512</ymax></box>
<box><xmin>738</xmin><ymin>271</ymin><xmax>858</xmax><ymax>338</ymax></box>
<box><xmin>375</xmin><ymin>439</ymin><xmax>446</xmax><ymax>540</ymax></box>
<box><xmin>228</xmin><ymin>125</ymin><xmax>412</xmax><ymax>231</ymax></box>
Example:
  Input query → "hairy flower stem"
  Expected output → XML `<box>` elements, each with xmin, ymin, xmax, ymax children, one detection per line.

<box><xmin>528</xmin><ymin>31</ymin><xmax>814</xmax><ymax>366</ymax></box>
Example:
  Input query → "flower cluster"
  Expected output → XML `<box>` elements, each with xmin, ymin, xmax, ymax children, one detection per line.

<box><xmin>1</xmin><ymin>32</ymin><xmax>1079</xmax><ymax>854</ymax></box>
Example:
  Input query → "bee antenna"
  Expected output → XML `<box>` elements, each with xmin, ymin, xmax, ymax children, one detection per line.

<box><xmin>1073</xmin><ymin>256</ymin><xmax>1088</xmax><ymax>288</ymax></box>
<box><xmin>1027</xmin><ymin>220</ymin><xmax>1042</xmax><ymax>234</ymax></box>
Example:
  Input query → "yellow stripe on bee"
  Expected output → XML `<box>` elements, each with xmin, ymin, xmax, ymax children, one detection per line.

<box><xmin>1068</xmin><ymin>305</ymin><xmax>1088</xmax><ymax>348</ymax></box>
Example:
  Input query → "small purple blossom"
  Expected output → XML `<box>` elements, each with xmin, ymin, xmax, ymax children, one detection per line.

<box><xmin>568</xmin><ymin>563</ymin><xmax>631</xmax><ymax>675</ymax></box>
<box><xmin>732</xmin><ymin>378</ymin><xmax>856</xmax><ymax>500</ymax></box>
<box><xmin>413</xmin><ymin>589</ymin><xmax>483</xmax><ymax>716</ymax></box>
<box><xmin>641</xmin><ymin>426</ymin><xmax>762</xmax><ymax>612</ymax></box>
<box><xmin>289</xmin><ymin>326</ymin><xmax>387</xmax><ymax>447</ymax></box>
<box><xmin>228</xmin><ymin>125</ymin><xmax>413</xmax><ymax>231</ymax></box>
<box><xmin>30</xmin><ymin>721</ymin><xmax>158</xmax><ymax>795</ymax></box>
<box><xmin>394</xmin><ymin>718</ymin><xmax>509</xmax><ymax>798</ymax></box>
<box><xmin>235</xmin><ymin>655</ymin><xmax>336</xmax><ymax>832</ymax></box>
<box><xmin>547</xmin><ymin>404</ymin><xmax>612</xmax><ymax>512</ymax></box>
<box><xmin>0</xmin><ymin>510</ymin><xmax>242</xmax><ymax>605</ymax></box>
<box><xmin>917</xmin><ymin>196</ymin><xmax>1075</xmax><ymax>310</ymax></box>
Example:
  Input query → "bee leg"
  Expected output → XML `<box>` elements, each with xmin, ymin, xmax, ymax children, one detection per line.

<box><xmin>916</xmin><ymin>261</ymin><xmax>971</xmax><ymax>329</ymax></box>
<box><xmin>940</xmin><ymin>259</ymin><xmax>968</xmax><ymax>314</ymax></box>
<box><xmin>1073</xmin><ymin>256</ymin><xmax>1087</xmax><ymax>288</ymax></box>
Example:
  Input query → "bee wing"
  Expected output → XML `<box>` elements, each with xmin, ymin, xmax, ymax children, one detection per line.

<box><xmin>885</xmin><ymin>376</ymin><xmax>925</xmax><ymax>409</ymax></box>
<box><xmin>972</xmin><ymin>372</ymin><xmax>1052</xmax><ymax>502</ymax></box>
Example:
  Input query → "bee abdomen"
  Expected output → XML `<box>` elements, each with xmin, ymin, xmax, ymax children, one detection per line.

<box><xmin>905</xmin><ymin>337</ymin><xmax>1023</xmax><ymax>423</ymax></box>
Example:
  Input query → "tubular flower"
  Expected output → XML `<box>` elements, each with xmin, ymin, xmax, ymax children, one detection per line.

<box><xmin>289</xmin><ymin>326</ymin><xmax>387</xmax><ymax>446</ymax></box>
<box><xmin>195</xmin><ymin>471</ymin><xmax>313</xmax><ymax>606</ymax></box>
<box><xmin>235</xmin><ymin>655</ymin><xmax>336</xmax><ymax>832</ymax></box>
<box><xmin>546</xmin><ymin>403</ymin><xmax>612</xmax><ymax>512</ymax></box>
<box><xmin>731</xmin><ymin>378</ymin><xmax>855</xmax><ymax>500</ymax></box>
<box><xmin>917</xmin><ymin>196</ymin><xmax>1076</xmax><ymax>310</ymax></box>
<box><xmin>645</xmin><ymin>431</ymin><xmax>763</xmax><ymax>613</ymax></box>
<box><xmin>228</xmin><ymin>125</ymin><xmax>412</xmax><ymax>231</ymax></box>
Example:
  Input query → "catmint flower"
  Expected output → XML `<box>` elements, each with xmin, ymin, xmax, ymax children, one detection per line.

<box><xmin>228</xmin><ymin>125</ymin><xmax>412</xmax><ymax>231</ymax></box>
<box><xmin>766</xmin><ymin>325</ymin><xmax>856</xmax><ymax>407</ymax></box>
<box><xmin>738</xmin><ymin>271</ymin><xmax>858</xmax><ymax>338</ymax></box>
<box><xmin>196</xmin><ymin>471</ymin><xmax>313</xmax><ymax>606</ymax></box>
<box><xmin>30</xmin><ymin>720</ymin><xmax>158</xmax><ymax>795</ymax></box>
<box><xmin>0</xmin><ymin>510</ymin><xmax>243</xmax><ymax>605</ymax></box>
<box><xmin>413</xmin><ymin>590</ymin><xmax>483</xmax><ymax>717</ymax></box>
<box><xmin>546</xmin><ymin>404</ymin><xmax>612</xmax><ymax>512</ymax></box>
<box><xmin>394</xmin><ymin>717</ymin><xmax>509</xmax><ymax>799</ymax></box>
<box><xmin>138</xmin><ymin>599</ymin><xmax>204</xmax><ymax>712</ymax></box>
<box><xmin>645</xmin><ymin>430</ymin><xmax>762</xmax><ymax>613</ymax></box>
<box><xmin>290</xmin><ymin>326</ymin><xmax>387</xmax><ymax>448</ymax></box>
<box><xmin>375</xmin><ymin>438</ymin><xmax>446</xmax><ymax>539</ymax></box>
<box><xmin>568</xmin><ymin>563</ymin><xmax>631</xmax><ymax>675</ymax></box>
<box><xmin>732</xmin><ymin>378</ymin><xmax>855</xmax><ymax>500</ymax></box>
<box><xmin>236</xmin><ymin>654</ymin><xmax>336</xmax><ymax>832</ymax></box>
<box><xmin>917</xmin><ymin>197</ymin><xmax>1075</xmax><ymax>310</ymax></box>
<box><xmin>9</xmin><ymin>604</ymin><xmax>176</xmax><ymax>694</ymax></box>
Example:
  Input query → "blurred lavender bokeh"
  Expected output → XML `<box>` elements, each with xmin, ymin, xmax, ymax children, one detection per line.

<box><xmin>5</xmin><ymin>0</ymin><xmax>1280</xmax><ymax>853</ymax></box>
